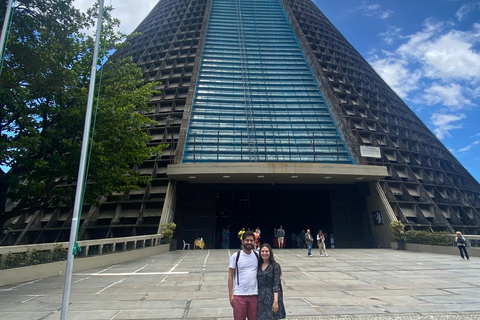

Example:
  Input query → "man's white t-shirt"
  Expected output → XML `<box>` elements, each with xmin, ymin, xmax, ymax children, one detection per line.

<box><xmin>229</xmin><ymin>250</ymin><xmax>258</xmax><ymax>295</ymax></box>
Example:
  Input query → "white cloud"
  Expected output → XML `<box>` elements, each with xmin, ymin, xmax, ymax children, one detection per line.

<box><xmin>418</xmin><ymin>83</ymin><xmax>473</xmax><ymax>108</ymax></box>
<box><xmin>369</xmin><ymin>18</ymin><xmax>480</xmax><ymax>111</ymax></box>
<box><xmin>370</xmin><ymin>56</ymin><xmax>421</xmax><ymax>98</ymax></box>
<box><xmin>396</xmin><ymin>19</ymin><xmax>480</xmax><ymax>81</ymax></box>
<box><xmin>378</xmin><ymin>26</ymin><xmax>402</xmax><ymax>45</ymax></box>
<box><xmin>430</xmin><ymin>113</ymin><xmax>466</xmax><ymax>140</ymax></box>
<box><xmin>357</xmin><ymin>2</ymin><xmax>393</xmax><ymax>19</ymax></box>
<box><xmin>456</xmin><ymin>2</ymin><xmax>480</xmax><ymax>21</ymax></box>
<box><xmin>73</xmin><ymin>0</ymin><xmax>158</xmax><ymax>34</ymax></box>
<box><xmin>458</xmin><ymin>140</ymin><xmax>480</xmax><ymax>152</ymax></box>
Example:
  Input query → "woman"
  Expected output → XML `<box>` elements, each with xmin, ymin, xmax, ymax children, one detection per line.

<box><xmin>455</xmin><ymin>231</ymin><xmax>470</xmax><ymax>260</ymax></box>
<box><xmin>257</xmin><ymin>243</ymin><xmax>286</xmax><ymax>320</ymax></box>
<box><xmin>317</xmin><ymin>230</ymin><xmax>328</xmax><ymax>257</ymax></box>
<box><xmin>254</xmin><ymin>228</ymin><xmax>261</xmax><ymax>250</ymax></box>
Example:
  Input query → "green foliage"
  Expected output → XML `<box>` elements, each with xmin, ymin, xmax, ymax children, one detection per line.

<box><xmin>0</xmin><ymin>0</ymin><xmax>166</xmax><ymax>216</ymax></box>
<box><xmin>389</xmin><ymin>221</ymin><xmax>405</xmax><ymax>240</ymax></box>
<box><xmin>52</xmin><ymin>244</ymin><xmax>68</xmax><ymax>261</ymax></box>
<box><xmin>29</xmin><ymin>249</ymin><xmax>53</xmax><ymax>265</ymax></box>
<box><xmin>1</xmin><ymin>252</ymin><xmax>29</xmax><ymax>269</ymax></box>
<box><xmin>161</xmin><ymin>222</ymin><xmax>177</xmax><ymax>242</ymax></box>
<box><xmin>404</xmin><ymin>230</ymin><xmax>453</xmax><ymax>246</ymax></box>
<box><xmin>1</xmin><ymin>245</ymin><xmax>68</xmax><ymax>269</ymax></box>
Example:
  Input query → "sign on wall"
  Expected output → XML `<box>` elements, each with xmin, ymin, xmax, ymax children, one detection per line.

<box><xmin>360</xmin><ymin>146</ymin><xmax>381</xmax><ymax>158</ymax></box>
<box><xmin>372</xmin><ymin>211</ymin><xmax>384</xmax><ymax>225</ymax></box>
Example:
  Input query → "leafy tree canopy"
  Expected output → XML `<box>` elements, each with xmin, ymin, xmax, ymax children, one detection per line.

<box><xmin>0</xmin><ymin>0</ymin><xmax>165</xmax><ymax>219</ymax></box>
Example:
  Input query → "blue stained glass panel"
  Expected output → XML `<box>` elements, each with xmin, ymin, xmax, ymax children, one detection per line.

<box><xmin>182</xmin><ymin>0</ymin><xmax>352</xmax><ymax>164</ymax></box>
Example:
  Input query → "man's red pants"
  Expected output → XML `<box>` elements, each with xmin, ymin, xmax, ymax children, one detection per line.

<box><xmin>232</xmin><ymin>295</ymin><xmax>258</xmax><ymax>320</ymax></box>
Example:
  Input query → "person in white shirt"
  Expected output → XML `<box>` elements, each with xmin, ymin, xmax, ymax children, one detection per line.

<box><xmin>228</xmin><ymin>231</ymin><xmax>260</xmax><ymax>319</ymax></box>
<box><xmin>455</xmin><ymin>231</ymin><xmax>470</xmax><ymax>260</ymax></box>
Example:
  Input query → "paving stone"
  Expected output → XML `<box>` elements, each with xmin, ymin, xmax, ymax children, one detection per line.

<box><xmin>1</xmin><ymin>248</ymin><xmax>479</xmax><ymax>319</ymax></box>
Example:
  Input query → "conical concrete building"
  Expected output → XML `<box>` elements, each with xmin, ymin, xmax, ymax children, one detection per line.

<box><xmin>3</xmin><ymin>0</ymin><xmax>480</xmax><ymax>248</ymax></box>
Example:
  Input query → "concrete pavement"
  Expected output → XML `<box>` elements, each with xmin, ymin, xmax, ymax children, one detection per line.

<box><xmin>0</xmin><ymin>248</ymin><xmax>479</xmax><ymax>319</ymax></box>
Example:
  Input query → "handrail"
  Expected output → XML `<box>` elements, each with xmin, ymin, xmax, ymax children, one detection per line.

<box><xmin>0</xmin><ymin>233</ymin><xmax>164</xmax><ymax>255</ymax></box>
<box><xmin>451</xmin><ymin>234</ymin><xmax>480</xmax><ymax>247</ymax></box>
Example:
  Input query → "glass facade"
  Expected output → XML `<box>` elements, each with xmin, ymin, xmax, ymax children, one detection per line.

<box><xmin>182</xmin><ymin>0</ymin><xmax>352</xmax><ymax>163</ymax></box>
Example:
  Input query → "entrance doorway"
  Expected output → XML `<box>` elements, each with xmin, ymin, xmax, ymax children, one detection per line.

<box><xmin>214</xmin><ymin>188</ymin><xmax>332</xmax><ymax>249</ymax></box>
<box><xmin>174</xmin><ymin>183</ymin><xmax>371</xmax><ymax>249</ymax></box>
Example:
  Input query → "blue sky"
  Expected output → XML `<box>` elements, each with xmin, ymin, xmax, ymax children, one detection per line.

<box><xmin>314</xmin><ymin>0</ymin><xmax>480</xmax><ymax>182</ymax></box>
<box><xmin>72</xmin><ymin>1</ymin><xmax>478</xmax><ymax>183</ymax></box>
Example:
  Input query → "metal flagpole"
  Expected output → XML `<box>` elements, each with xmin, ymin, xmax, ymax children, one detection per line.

<box><xmin>0</xmin><ymin>0</ymin><xmax>15</xmax><ymax>63</ymax></box>
<box><xmin>60</xmin><ymin>1</ymin><xmax>105</xmax><ymax>319</ymax></box>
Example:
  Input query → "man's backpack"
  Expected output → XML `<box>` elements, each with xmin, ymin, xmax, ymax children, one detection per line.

<box><xmin>235</xmin><ymin>249</ymin><xmax>260</xmax><ymax>285</ymax></box>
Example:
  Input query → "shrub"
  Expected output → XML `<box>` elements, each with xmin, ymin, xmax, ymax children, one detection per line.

<box><xmin>1</xmin><ymin>245</ymin><xmax>68</xmax><ymax>269</ymax></box>
<box><xmin>161</xmin><ymin>222</ymin><xmax>177</xmax><ymax>243</ymax></box>
<box><xmin>52</xmin><ymin>245</ymin><xmax>68</xmax><ymax>261</ymax></box>
<box><xmin>30</xmin><ymin>250</ymin><xmax>53</xmax><ymax>265</ymax></box>
<box><xmin>390</xmin><ymin>221</ymin><xmax>405</xmax><ymax>240</ymax></box>
<box><xmin>404</xmin><ymin>230</ymin><xmax>453</xmax><ymax>246</ymax></box>
<box><xmin>1</xmin><ymin>252</ymin><xmax>29</xmax><ymax>269</ymax></box>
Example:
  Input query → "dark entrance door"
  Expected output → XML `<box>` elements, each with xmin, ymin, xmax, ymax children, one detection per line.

<box><xmin>214</xmin><ymin>187</ymin><xmax>332</xmax><ymax>249</ymax></box>
<box><xmin>174</xmin><ymin>183</ymin><xmax>371</xmax><ymax>249</ymax></box>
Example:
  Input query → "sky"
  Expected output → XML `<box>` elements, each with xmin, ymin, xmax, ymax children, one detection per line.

<box><xmin>73</xmin><ymin>0</ymin><xmax>479</xmax><ymax>183</ymax></box>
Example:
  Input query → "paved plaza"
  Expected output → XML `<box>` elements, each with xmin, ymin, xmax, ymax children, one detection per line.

<box><xmin>0</xmin><ymin>248</ymin><xmax>479</xmax><ymax>320</ymax></box>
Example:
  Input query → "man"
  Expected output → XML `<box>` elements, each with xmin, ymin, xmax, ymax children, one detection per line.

<box><xmin>299</xmin><ymin>229</ymin><xmax>306</xmax><ymax>248</ymax></box>
<box><xmin>228</xmin><ymin>231</ymin><xmax>259</xmax><ymax>320</ymax></box>
<box><xmin>277</xmin><ymin>226</ymin><xmax>285</xmax><ymax>249</ymax></box>
<box><xmin>305</xmin><ymin>229</ymin><xmax>314</xmax><ymax>257</ymax></box>
<box><xmin>223</xmin><ymin>228</ymin><xmax>230</xmax><ymax>249</ymax></box>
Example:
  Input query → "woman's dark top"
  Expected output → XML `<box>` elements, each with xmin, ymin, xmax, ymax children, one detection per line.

<box><xmin>257</xmin><ymin>262</ymin><xmax>286</xmax><ymax>320</ymax></box>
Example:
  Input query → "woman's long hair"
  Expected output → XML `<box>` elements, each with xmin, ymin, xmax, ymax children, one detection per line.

<box><xmin>258</xmin><ymin>243</ymin><xmax>282</xmax><ymax>276</ymax></box>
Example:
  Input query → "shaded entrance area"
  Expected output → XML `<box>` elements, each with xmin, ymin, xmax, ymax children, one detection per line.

<box><xmin>174</xmin><ymin>183</ymin><xmax>372</xmax><ymax>249</ymax></box>
<box><xmin>214</xmin><ymin>189</ymin><xmax>332</xmax><ymax>249</ymax></box>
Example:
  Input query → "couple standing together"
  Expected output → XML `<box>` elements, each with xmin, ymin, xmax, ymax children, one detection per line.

<box><xmin>228</xmin><ymin>231</ymin><xmax>286</xmax><ymax>320</ymax></box>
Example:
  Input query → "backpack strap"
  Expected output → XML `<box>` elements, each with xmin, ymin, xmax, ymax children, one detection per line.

<box><xmin>235</xmin><ymin>250</ymin><xmax>241</xmax><ymax>286</ymax></box>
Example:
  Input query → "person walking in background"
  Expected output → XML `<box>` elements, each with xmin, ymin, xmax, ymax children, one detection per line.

<box><xmin>277</xmin><ymin>226</ymin><xmax>285</xmax><ymax>249</ymax></box>
<box><xmin>317</xmin><ymin>230</ymin><xmax>328</xmax><ymax>256</ymax></box>
<box><xmin>223</xmin><ymin>228</ymin><xmax>231</xmax><ymax>249</ymax></box>
<box><xmin>239</xmin><ymin>227</ymin><xmax>246</xmax><ymax>240</ymax></box>
<box><xmin>257</xmin><ymin>244</ymin><xmax>286</xmax><ymax>320</ymax></box>
<box><xmin>299</xmin><ymin>230</ymin><xmax>306</xmax><ymax>248</ymax></box>
<box><xmin>290</xmin><ymin>232</ymin><xmax>296</xmax><ymax>248</ymax></box>
<box><xmin>455</xmin><ymin>231</ymin><xmax>470</xmax><ymax>260</ymax></box>
<box><xmin>305</xmin><ymin>229</ymin><xmax>314</xmax><ymax>257</ymax></box>
<box><xmin>228</xmin><ymin>231</ymin><xmax>260</xmax><ymax>320</ymax></box>
<box><xmin>254</xmin><ymin>228</ymin><xmax>261</xmax><ymax>250</ymax></box>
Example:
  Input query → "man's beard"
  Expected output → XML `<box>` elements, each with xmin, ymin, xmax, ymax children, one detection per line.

<box><xmin>243</xmin><ymin>243</ymin><xmax>253</xmax><ymax>251</ymax></box>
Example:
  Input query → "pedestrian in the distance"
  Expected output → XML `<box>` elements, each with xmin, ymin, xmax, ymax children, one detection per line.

<box><xmin>290</xmin><ymin>232</ymin><xmax>296</xmax><ymax>248</ymax></box>
<box><xmin>305</xmin><ymin>229</ymin><xmax>314</xmax><ymax>257</ymax></box>
<box><xmin>277</xmin><ymin>226</ymin><xmax>285</xmax><ymax>249</ymax></box>
<box><xmin>223</xmin><ymin>228</ymin><xmax>231</xmax><ymax>249</ymax></box>
<box><xmin>455</xmin><ymin>231</ymin><xmax>470</xmax><ymax>260</ymax></box>
<box><xmin>257</xmin><ymin>243</ymin><xmax>286</xmax><ymax>319</ymax></box>
<box><xmin>317</xmin><ymin>230</ymin><xmax>328</xmax><ymax>256</ymax></box>
<box><xmin>299</xmin><ymin>230</ymin><xmax>306</xmax><ymax>248</ymax></box>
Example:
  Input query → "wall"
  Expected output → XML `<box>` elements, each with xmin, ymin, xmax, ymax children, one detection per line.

<box><xmin>0</xmin><ymin>244</ymin><xmax>169</xmax><ymax>287</ymax></box>
<box><xmin>365</xmin><ymin>181</ymin><xmax>396</xmax><ymax>248</ymax></box>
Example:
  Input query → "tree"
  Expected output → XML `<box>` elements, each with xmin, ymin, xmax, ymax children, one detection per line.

<box><xmin>0</xmin><ymin>0</ymin><xmax>166</xmax><ymax>221</ymax></box>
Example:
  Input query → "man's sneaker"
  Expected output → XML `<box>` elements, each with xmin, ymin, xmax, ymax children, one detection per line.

<box><xmin>308</xmin><ymin>254</ymin><xmax>312</xmax><ymax>257</ymax></box>
<box><xmin>320</xmin><ymin>254</ymin><xmax>324</xmax><ymax>256</ymax></box>
<box><xmin>325</xmin><ymin>254</ymin><xmax>329</xmax><ymax>257</ymax></box>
